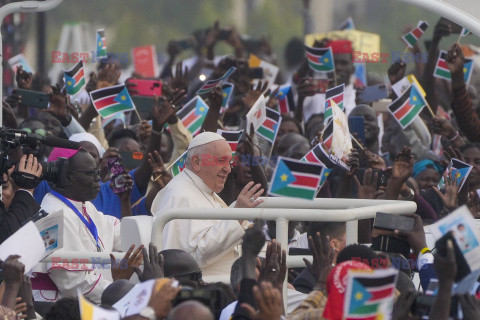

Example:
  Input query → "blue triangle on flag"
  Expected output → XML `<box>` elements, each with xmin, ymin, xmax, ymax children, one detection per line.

<box><xmin>195</xmin><ymin>99</ymin><xmax>209</xmax><ymax>115</ymax></box>
<box><xmin>65</xmin><ymin>74</ymin><xmax>76</xmax><ymax>89</ymax></box>
<box><xmin>113</xmin><ymin>87</ymin><xmax>134</xmax><ymax>108</ymax></box>
<box><xmin>349</xmin><ymin>279</ymin><xmax>372</xmax><ymax>313</ymax></box>
<box><xmin>271</xmin><ymin>159</ymin><xmax>296</xmax><ymax>193</ymax></box>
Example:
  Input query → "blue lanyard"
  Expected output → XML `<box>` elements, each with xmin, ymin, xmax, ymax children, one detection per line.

<box><xmin>50</xmin><ymin>190</ymin><xmax>100</xmax><ymax>250</ymax></box>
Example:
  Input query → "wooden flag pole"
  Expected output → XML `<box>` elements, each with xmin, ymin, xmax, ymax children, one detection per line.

<box><xmin>154</xmin><ymin>162</ymin><xmax>175</xmax><ymax>182</ymax></box>
<box><xmin>424</xmin><ymin>100</ymin><xmax>436</xmax><ymax>118</ymax></box>
<box><xmin>134</xmin><ymin>108</ymin><xmax>142</xmax><ymax>122</ymax></box>
<box><xmin>403</xmin><ymin>46</ymin><xmax>410</xmax><ymax>54</ymax></box>
<box><xmin>456</xmin><ymin>33</ymin><xmax>463</xmax><ymax>44</ymax></box>
<box><xmin>350</xmin><ymin>134</ymin><xmax>365</xmax><ymax>150</ymax></box>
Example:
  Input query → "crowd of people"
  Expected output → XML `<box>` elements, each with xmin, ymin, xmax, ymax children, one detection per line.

<box><xmin>1</xmin><ymin>1</ymin><xmax>480</xmax><ymax>319</ymax></box>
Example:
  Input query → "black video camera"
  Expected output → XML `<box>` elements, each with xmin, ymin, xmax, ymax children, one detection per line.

<box><xmin>0</xmin><ymin>128</ymin><xmax>79</xmax><ymax>188</ymax></box>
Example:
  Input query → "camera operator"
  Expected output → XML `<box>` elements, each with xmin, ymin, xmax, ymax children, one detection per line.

<box><xmin>0</xmin><ymin>153</ymin><xmax>42</xmax><ymax>243</ymax></box>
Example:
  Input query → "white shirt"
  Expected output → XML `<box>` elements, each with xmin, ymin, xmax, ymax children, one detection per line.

<box><xmin>34</xmin><ymin>192</ymin><xmax>121</xmax><ymax>303</ymax></box>
<box><xmin>151</xmin><ymin>168</ymin><xmax>245</xmax><ymax>279</ymax></box>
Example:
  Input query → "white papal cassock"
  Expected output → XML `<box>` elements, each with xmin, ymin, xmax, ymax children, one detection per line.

<box><xmin>32</xmin><ymin>192</ymin><xmax>121</xmax><ymax>303</ymax></box>
<box><xmin>151</xmin><ymin>168</ymin><xmax>245</xmax><ymax>281</ymax></box>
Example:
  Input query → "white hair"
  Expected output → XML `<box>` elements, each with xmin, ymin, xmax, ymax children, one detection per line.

<box><xmin>185</xmin><ymin>143</ymin><xmax>213</xmax><ymax>168</ymax></box>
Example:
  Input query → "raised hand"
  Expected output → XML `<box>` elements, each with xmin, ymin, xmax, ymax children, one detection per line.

<box><xmin>45</xmin><ymin>84</ymin><xmax>70</xmax><ymax>124</ymax></box>
<box><xmin>134</xmin><ymin>242</ymin><xmax>164</xmax><ymax>282</ymax></box>
<box><xmin>149</xmin><ymin>151</ymin><xmax>172</xmax><ymax>188</ymax></box>
<box><xmin>242</xmin><ymin>81</ymin><xmax>269</xmax><ymax>110</ymax></box>
<box><xmin>364</xmin><ymin>150</ymin><xmax>387</xmax><ymax>170</ymax></box>
<box><xmin>170</xmin><ymin>61</ymin><xmax>189</xmax><ymax>92</ymax></box>
<box><xmin>390</xmin><ymin>147</ymin><xmax>414</xmax><ymax>183</ymax></box>
<box><xmin>296</xmin><ymin>76</ymin><xmax>319</xmax><ymax>100</ymax></box>
<box><xmin>97</xmin><ymin>64</ymin><xmax>121</xmax><ymax>88</ymax></box>
<box><xmin>15</xmin><ymin>66</ymin><xmax>33</xmax><ymax>90</ymax></box>
<box><xmin>235</xmin><ymin>181</ymin><xmax>264</xmax><ymax>208</ymax></box>
<box><xmin>354</xmin><ymin>168</ymin><xmax>382</xmax><ymax>199</ymax></box>
<box><xmin>266</xmin><ymin>86</ymin><xmax>280</xmax><ymax>109</ymax></box>
<box><xmin>206</xmin><ymin>86</ymin><xmax>224</xmax><ymax>111</ymax></box>
<box><xmin>446</xmin><ymin>43</ymin><xmax>465</xmax><ymax>77</ymax></box>
<box><xmin>431</xmin><ymin>118</ymin><xmax>457</xmax><ymax>139</ymax></box>
<box><xmin>346</xmin><ymin>148</ymin><xmax>360</xmax><ymax>176</ymax></box>
<box><xmin>304</xmin><ymin>232</ymin><xmax>334</xmax><ymax>283</ymax></box>
<box><xmin>242</xmin><ymin>282</ymin><xmax>283</xmax><ymax>320</ymax></box>
<box><xmin>258</xmin><ymin>240</ymin><xmax>287</xmax><ymax>291</ymax></box>
<box><xmin>394</xmin><ymin>214</ymin><xmax>427</xmax><ymax>255</ymax></box>
<box><xmin>434</xmin><ymin>239</ymin><xmax>457</xmax><ymax>285</ymax></box>
<box><xmin>433</xmin><ymin>173</ymin><xmax>459</xmax><ymax>211</ymax></box>
<box><xmin>147</xmin><ymin>279</ymin><xmax>181</xmax><ymax>319</ymax></box>
<box><xmin>110</xmin><ymin>244</ymin><xmax>143</xmax><ymax>281</ymax></box>
<box><xmin>152</xmin><ymin>89</ymin><xmax>186</xmax><ymax>130</ymax></box>
<box><xmin>137</xmin><ymin>120</ymin><xmax>152</xmax><ymax>146</ymax></box>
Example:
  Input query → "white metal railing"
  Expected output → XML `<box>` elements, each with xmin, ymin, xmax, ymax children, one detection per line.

<box><xmin>40</xmin><ymin>198</ymin><xmax>416</xmax><ymax>307</ymax></box>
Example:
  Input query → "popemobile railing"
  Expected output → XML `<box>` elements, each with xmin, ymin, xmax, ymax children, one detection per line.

<box><xmin>40</xmin><ymin>198</ymin><xmax>417</xmax><ymax>307</ymax></box>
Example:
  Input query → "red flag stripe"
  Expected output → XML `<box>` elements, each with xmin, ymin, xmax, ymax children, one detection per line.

<box><xmin>278</xmin><ymin>100</ymin><xmax>288</xmax><ymax>114</ymax></box>
<box><xmin>306</xmin><ymin>52</ymin><xmax>322</xmax><ymax>62</ymax></box>
<box><xmin>305</xmin><ymin>152</ymin><xmax>320</xmax><ymax>163</ymax></box>
<box><xmin>228</xmin><ymin>142</ymin><xmax>238</xmax><ymax>152</ymax></box>
<box><xmin>73</xmin><ymin>68</ymin><xmax>84</xmax><ymax>83</ymax></box>
<box><xmin>323</xmin><ymin>136</ymin><xmax>332</xmax><ymax>150</ymax></box>
<box><xmin>437</xmin><ymin>59</ymin><xmax>448</xmax><ymax>69</ymax></box>
<box><xmin>93</xmin><ymin>95</ymin><xmax>117</xmax><ymax>110</ymax></box>
<box><xmin>291</xmin><ymin>174</ymin><xmax>320</xmax><ymax>188</ymax></box>
<box><xmin>263</xmin><ymin>118</ymin><xmax>277</xmax><ymax>130</ymax></box>
<box><xmin>411</xmin><ymin>28</ymin><xmax>423</xmax><ymax>38</ymax></box>
<box><xmin>393</xmin><ymin>100</ymin><xmax>413</xmax><ymax>120</ymax></box>
<box><xmin>181</xmin><ymin>109</ymin><xmax>198</xmax><ymax>128</ymax></box>
<box><xmin>368</xmin><ymin>286</ymin><xmax>395</xmax><ymax>301</ymax></box>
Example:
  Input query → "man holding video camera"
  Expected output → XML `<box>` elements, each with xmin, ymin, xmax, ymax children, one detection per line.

<box><xmin>0</xmin><ymin>153</ymin><xmax>43</xmax><ymax>243</ymax></box>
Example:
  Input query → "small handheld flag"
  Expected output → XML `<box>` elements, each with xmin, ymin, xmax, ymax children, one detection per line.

<box><xmin>402</xmin><ymin>21</ymin><xmax>429</xmax><ymax>48</ymax></box>
<box><xmin>461</xmin><ymin>28</ymin><xmax>471</xmax><ymax>37</ymax></box>
<box><xmin>324</xmin><ymin>84</ymin><xmax>345</xmax><ymax>125</ymax></box>
<box><xmin>170</xmin><ymin>151</ymin><xmax>188</xmax><ymax>176</ymax></box>
<box><xmin>322</xmin><ymin>119</ymin><xmax>333</xmax><ymax>151</ymax></box>
<box><xmin>354</xmin><ymin>63</ymin><xmax>367</xmax><ymax>89</ymax></box>
<box><xmin>268</xmin><ymin>156</ymin><xmax>324</xmax><ymax>201</ymax></box>
<box><xmin>434</xmin><ymin>50</ymin><xmax>474</xmax><ymax>85</ymax></box>
<box><xmin>329</xmin><ymin>101</ymin><xmax>352</xmax><ymax>163</ymax></box>
<box><xmin>64</xmin><ymin>60</ymin><xmax>86</xmax><ymax>96</ymax></box>
<box><xmin>221</xmin><ymin>82</ymin><xmax>234</xmax><ymax>112</ymax></box>
<box><xmin>256</xmin><ymin>107</ymin><xmax>281</xmax><ymax>143</ymax></box>
<box><xmin>197</xmin><ymin>67</ymin><xmax>237</xmax><ymax>95</ymax></box>
<box><xmin>305</xmin><ymin>46</ymin><xmax>335</xmax><ymax>73</ymax></box>
<box><xmin>216</xmin><ymin>129</ymin><xmax>244</xmax><ymax>154</ymax></box>
<box><xmin>388</xmin><ymin>84</ymin><xmax>426</xmax><ymax>129</ymax></box>
<box><xmin>438</xmin><ymin>158</ymin><xmax>472</xmax><ymax>192</ymax></box>
<box><xmin>338</xmin><ymin>17</ymin><xmax>355</xmax><ymax>30</ymax></box>
<box><xmin>176</xmin><ymin>96</ymin><xmax>209</xmax><ymax>136</ymax></box>
<box><xmin>246</xmin><ymin>95</ymin><xmax>267</xmax><ymax>135</ymax></box>
<box><xmin>276</xmin><ymin>84</ymin><xmax>295</xmax><ymax>115</ymax></box>
<box><xmin>96</xmin><ymin>29</ymin><xmax>107</xmax><ymax>59</ymax></box>
<box><xmin>301</xmin><ymin>143</ymin><xmax>337</xmax><ymax>188</ymax></box>
<box><xmin>102</xmin><ymin>112</ymin><xmax>126</xmax><ymax>128</ymax></box>
<box><xmin>344</xmin><ymin>268</ymin><xmax>398</xmax><ymax>320</ymax></box>
<box><xmin>90</xmin><ymin>85</ymin><xmax>136</xmax><ymax>118</ymax></box>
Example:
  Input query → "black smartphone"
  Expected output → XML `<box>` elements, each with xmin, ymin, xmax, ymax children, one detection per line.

<box><xmin>131</xmin><ymin>95</ymin><xmax>155</xmax><ymax>116</ymax></box>
<box><xmin>348</xmin><ymin>116</ymin><xmax>366</xmax><ymax>146</ymax></box>
<box><xmin>435</xmin><ymin>231</ymin><xmax>471</xmax><ymax>282</ymax></box>
<box><xmin>248</xmin><ymin>67</ymin><xmax>264</xmax><ymax>79</ymax></box>
<box><xmin>374</xmin><ymin>212</ymin><xmax>415</xmax><ymax>231</ymax></box>
<box><xmin>357</xmin><ymin>84</ymin><xmax>389</xmax><ymax>104</ymax></box>
<box><xmin>118</xmin><ymin>150</ymin><xmax>144</xmax><ymax>171</ymax></box>
<box><xmin>176</xmin><ymin>37</ymin><xmax>196</xmax><ymax>50</ymax></box>
<box><xmin>218</xmin><ymin>29</ymin><xmax>232</xmax><ymax>41</ymax></box>
<box><xmin>16</xmin><ymin>89</ymin><xmax>49</xmax><ymax>109</ymax></box>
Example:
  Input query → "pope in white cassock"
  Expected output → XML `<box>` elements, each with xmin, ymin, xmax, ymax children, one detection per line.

<box><xmin>35</xmin><ymin>148</ymin><xmax>131</xmax><ymax>303</ymax></box>
<box><xmin>151</xmin><ymin>132</ymin><xmax>264</xmax><ymax>279</ymax></box>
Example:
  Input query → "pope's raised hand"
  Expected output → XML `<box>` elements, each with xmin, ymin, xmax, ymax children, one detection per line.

<box><xmin>235</xmin><ymin>181</ymin><xmax>264</xmax><ymax>208</ymax></box>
